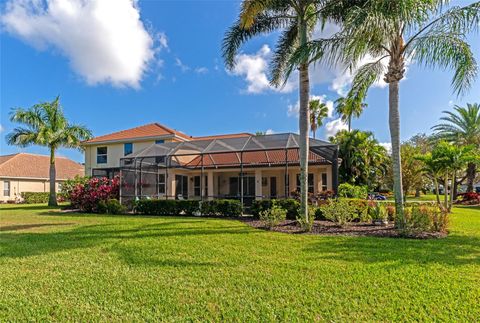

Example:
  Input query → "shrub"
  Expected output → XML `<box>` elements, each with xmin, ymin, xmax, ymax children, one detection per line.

<box><xmin>319</xmin><ymin>199</ymin><xmax>358</xmax><ymax>226</ymax></box>
<box><xmin>338</xmin><ymin>183</ymin><xmax>368</xmax><ymax>199</ymax></box>
<box><xmin>296</xmin><ymin>206</ymin><xmax>316</xmax><ymax>232</ymax></box>
<box><xmin>106</xmin><ymin>199</ymin><xmax>126</xmax><ymax>214</ymax></box>
<box><xmin>276</xmin><ymin>199</ymin><xmax>300</xmax><ymax>220</ymax></box>
<box><xmin>135</xmin><ymin>199</ymin><xmax>178</xmax><ymax>215</ymax></box>
<box><xmin>200</xmin><ymin>200</ymin><xmax>243</xmax><ymax>217</ymax></box>
<box><xmin>70</xmin><ymin>176</ymin><xmax>120</xmax><ymax>212</ymax></box>
<box><xmin>176</xmin><ymin>200</ymin><xmax>201</xmax><ymax>216</ymax></box>
<box><xmin>458</xmin><ymin>192</ymin><xmax>480</xmax><ymax>205</ymax></box>
<box><xmin>259</xmin><ymin>204</ymin><xmax>287</xmax><ymax>229</ymax></box>
<box><xmin>250</xmin><ymin>200</ymin><xmax>274</xmax><ymax>218</ymax></box>
<box><xmin>21</xmin><ymin>192</ymin><xmax>50</xmax><ymax>204</ymax></box>
<box><xmin>404</xmin><ymin>204</ymin><xmax>448</xmax><ymax>233</ymax></box>
<box><xmin>370</xmin><ymin>204</ymin><xmax>388</xmax><ymax>223</ymax></box>
<box><xmin>60</xmin><ymin>175</ymin><xmax>90</xmax><ymax>201</ymax></box>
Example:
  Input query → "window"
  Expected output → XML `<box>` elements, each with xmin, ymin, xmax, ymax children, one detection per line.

<box><xmin>155</xmin><ymin>156</ymin><xmax>166</xmax><ymax>164</ymax></box>
<box><xmin>155</xmin><ymin>139</ymin><xmax>165</xmax><ymax>144</ymax></box>
<box><xmin>92</xmin><ymin>168</ymin><xmax>119</xmax><ymax>179</ymax></box>
<box><xmin>97</xmin><ymin>147</ymin><xmax>107</xmax><ymax>164</ymax></box>
<box><xmin>296</xmin><ymin>173</ymin><xmax>314</xmax><ymax>193</ymax></box>
<box><xmin>158</xmin><ymin>174</ymin><xmax>166</xmax><ymax>195</ymax></box>
<box><xmin>3</xmin><ymin>181</ymin><xmax>10</xmax><ymax>196</ymax></box>
<box><xmin>204</xmin><ymin>175</ymin><xmax>208</xmax><ymax>197</ymax></box>
<box><xmin>321</xmin><ymin>173</ymin><xmax>328</xmax><ymax>191</ymax></box>
<box><xmin>193</xmin><ymin>176</ymin><xmax>201</xmax><ymax>196</ymax></box>
<box><xmin>175</xmin><ymin>175</ymin><xmax>188</xmax><ymax>199</ymax></box>
<box><xmin>124</xmin><ymin>143</ymin><xmax>133</xmax><ymax>156</ymax></box>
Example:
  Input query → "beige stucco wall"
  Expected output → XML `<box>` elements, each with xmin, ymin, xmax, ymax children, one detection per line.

<box><xmin>83</xmin><ymin>138</ymin><xmax>179</xmax><ymax>176</ymax></box>
<box><xmin>0</xmin><ymin>178</ymin><xmax>62</xmax><ymax>202</ymax></box>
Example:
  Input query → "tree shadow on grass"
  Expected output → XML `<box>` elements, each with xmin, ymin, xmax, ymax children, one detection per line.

<box><xmin>1</xmin><ymin>223</ymin><xmax>75</xmax><ymax>231</ymax></box>
<box><xmin>303</xmin><ymin>234</ymin><xmax>480</xmax><ymax>267</ymax></box>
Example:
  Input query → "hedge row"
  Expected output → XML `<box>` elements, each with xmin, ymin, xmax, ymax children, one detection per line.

<box><xmin>135</xmin><ymin>199</ymin><xmax>243</xmax><ymax>217</ymax></box>
<box><xmin>250</xmin><ymin>199</ymin><xmax>300</xmax><ymax>220</ymax></box>
<box><xmin>21</xmin><ymin>192</ymin><xmax>50</xmax><ymax>204</ymax></box>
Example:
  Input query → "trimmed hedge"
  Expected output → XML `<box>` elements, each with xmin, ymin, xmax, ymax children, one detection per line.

<box><xmin>250</xmin><ymin>198</ymin><xmax>300</xmax><ymax>220</ymax></box>
<box><xmin>21</xmin><ymin>192</ymin><xmax>50</xmax><ymax>204</ymax></box>
<box><xmin>135</xmin><ymin>199</ymin><xmax>242</xmax><ymax>217</ymax></box>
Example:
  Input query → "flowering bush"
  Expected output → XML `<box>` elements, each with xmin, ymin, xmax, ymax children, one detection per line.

<box><xmin>70</xmin><ymin>176</ymin><xmax>120</xmax><ymax>212</ymax></box>
<box><xmin>457</xmin><ymin>192</ymin><xmax>480</xmax><ymax>205</ymax></box>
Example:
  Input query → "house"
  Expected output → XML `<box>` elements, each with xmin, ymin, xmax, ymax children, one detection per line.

<box><xmin>82</xmin><ymin>123</ymin><xmax>339</xmax><ymax>206</ymax></box>
<box><xmin>0</xmin><ymin>153</ymin><xmax>84</xmax><ymax>202</ymax></box>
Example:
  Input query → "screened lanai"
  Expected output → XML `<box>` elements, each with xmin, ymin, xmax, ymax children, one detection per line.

<box><xmin>119</xmin><ymin>133</ymin><xmax>339</xmax><ymax>206</ymax></box>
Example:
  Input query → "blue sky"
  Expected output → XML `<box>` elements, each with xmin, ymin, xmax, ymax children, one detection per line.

<box><xmin>1</xmin><ymin>0</ymin><xmax>479</xmax><ymax>163</ymax></box>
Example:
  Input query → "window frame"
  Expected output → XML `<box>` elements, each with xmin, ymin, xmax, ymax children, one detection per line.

<box><xmin>96</xmin><ymin>146</ymin><xmax>108</xmax><ymax>164</ymax></box>
<box><xmin>124</xmin><ymin>143</ymin><xmax>133</xmax><ymax>156</ymax></box>
<box><xmin>3</xmin><ymin>181</ymin><xmax>10</xmax><ymax>197</ymax></box>
<box><xmin>296</xmin><ymin>173</ymin><xmax>314</xmax><ymax>194</ymax></box>
<box><xmin>158</xmin><ymin>173</ymin><xmax>166</xmax><ymax>195</ymax></box>
<box><xmin>321</xmin><ymin>173</ymin><xmax>328</xmax><ymax>191</ymax></box>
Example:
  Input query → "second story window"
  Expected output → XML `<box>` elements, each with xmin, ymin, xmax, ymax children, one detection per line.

<box><xmin>124</xmin><ymin>143</ymin><xmax>133</xmax><ymax>156</ymax></box>
<box><xmin>155</xmin><ymin>139</ymin><xmax>165</xmax><ymax>144</ymax></box>
<box><xmin>97</xmin><ymin>147</ymin><xmax>107</xmax><ymax>164</ymax></box>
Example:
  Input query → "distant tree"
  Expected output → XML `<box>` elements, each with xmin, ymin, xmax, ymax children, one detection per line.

<box><xmin>7</xmin><ymin>97</ymin><xmax>92</xmax><ymax>206</ymax></box>
<box><xmin>433</xmin><ymin>103</ymin><xmax>480</xmax><ymax>192</ymax></box>
<box><xmin>255</xmin><ymin>131</ymin><xmax>267</xmax><ymax>136</ymax></box>
<box><xmin>334</xmin><ymin>96</ymin><xmax>367</xmax><ymax>132</ymax></box>
<box><xmin>330</xmin><ymin>129</ymin><xmax>389</xmax><ymax>189</ymax></box>
<box><xmin>309</xmin><ymin>99</ymin><xmax>329</xmax><ymax>139</ymax></box>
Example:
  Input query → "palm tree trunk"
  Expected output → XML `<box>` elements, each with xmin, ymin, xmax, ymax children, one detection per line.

<box><xmin>389</xmin><ymin>81</ymin><xmax>405</xmax><ymax>228</ymax></box>
<box><xmin>466</xmin><ymin>162</ymin><xmax>476</xmax><ymax>193</ymax></box>
<box><xmin>48</xmin><ymin>147</ymin><xmax>58</xmax><ymax>207</ymax></box>
<box><xmin>444</xmin><ymin>174</ymin><xmax>448</xmax><ymax>211</ymax></box>
<box><xmin>298</xmin><ymin>17</ymin><xmax>310</xmax><ymax>223</ymax></box>
<box><xmin>348</xmin><ymin>115</ymin><xmax>352</xmax><ymax>132</ymax></box>
<box><xmin>449</xmin><ymin>171</ymin><xmax>456</xmax><ymax>212</ymax></box>
<box><xmin>434</xmin><ymin>177</ymin><xmax>440</xmax><ymax>205</ymax></box>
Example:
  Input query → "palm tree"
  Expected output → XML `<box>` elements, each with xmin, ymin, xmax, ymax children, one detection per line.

<box><xmin>432</xmin><ymin>103</ymin><xmax>480</xmax><ymax>192</ymax></box>
<box><xmin>309</xmin><ymin>99</ymin><xmax>329</xmax><ymax>138</ymax></box>
<box><xmin>292</xmin><ymin>1</ymin><xmax>479</xmax><ymax>228</ymax></box>
<box><xmin>222</xmin><ymin>0</ymin><xmax>341</xmax><ymax>225</ymax></box>
<box><xmin>334</xmin><ymin>96</ymin><xmax>367</xmax><ymax>131</ymax></box>
<box><xmin>7</xmin><ymin>97</ymin><xmax>92</xmax><ymax>206</ymax></box>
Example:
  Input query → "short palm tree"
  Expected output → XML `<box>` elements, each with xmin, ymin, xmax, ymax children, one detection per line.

<box><xmin>334</xmin><ymin>96</ymin><xmax>367</xmax><ymax>132</ymax></box>
<box><xmin>292</xmin><ymin>0</ymin><xmax>479</xmax><ymax>228</ymax></box>
<box><xmin>309</xmin><ymin>99</ymin><xmax>329</xmax><ymax>138</ymax></box>
<box><xmin>222</xmin><ymin>0</ymin><xmax>340</xmax><ymax>224</ymax></box>
<box><xmin>7</xmin><ymin>97</ymin><xmax>92</xmax><ymax>206</ymax></box>
<box><xmin>432</xmin><ymin>103</ymin><xmax>480</xmax><ymax>192</ymax></box>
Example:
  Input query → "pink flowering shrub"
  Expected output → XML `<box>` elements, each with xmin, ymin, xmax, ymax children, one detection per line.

<box><xmin>70</xmin><ymin>176</ymin><xmax>120</xmax><ymax>212</ymax></box>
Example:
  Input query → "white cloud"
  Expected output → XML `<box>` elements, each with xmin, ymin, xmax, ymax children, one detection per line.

<box><xmin>379</xmin><ymin>142</ymin><xmax>392</xmax><ymax>154</ymax></box>
<box><xmin>287</xmin><ymin>94</ymin><xmax>334</xmax><ymax>118</ymax></box>
<box><xmin>325</xmin><ymin>118</ymin><xmax>348</xmax><ymax>138</ymax></box>
<box><xmin>1</xmin><ymin>0</ymin><xmax>157</xmax><ymax>88</ymax></box>
<box><xmin>231</xmin><ymin>44</ymin><xmax>295</xmax><ymax>94</ymax></box>
<box><xmin>265</xmin><ymin>129</ymin><xmax>275</xmax><ymax>135</ymax></box>
<box><xmin>195</xmin><ymin>67</ymin><xmax>208</xmax><ymax>74</ymax></box>
<box><xmin>175</xmin><ymin>58</ymin><xmax>190</xmax><ymax>72</ymax></box>
<box><xmin>157</xmin><ymin>31</ymin><xmax>168</xmax><ymax>51</ymax></box>
<box><xmin>0</xmin><ymin>124</ymin><xmax>4</xmax><ymax>133</ymax></box>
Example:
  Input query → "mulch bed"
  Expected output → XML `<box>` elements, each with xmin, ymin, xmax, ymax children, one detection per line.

<box><xmin>241</xmin><ymin>219</ymin><xmax>447</xmax><ymax>239</ymax></box>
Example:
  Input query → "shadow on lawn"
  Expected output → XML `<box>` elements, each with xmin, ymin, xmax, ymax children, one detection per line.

<box><xmin>304</xmin><ymin>234</ymin><xmax>480</xmax><ymax>267</ymax></box>
<box><xmin>0</xmin><ymin>223</ymin><xmax>75</xmax><ymax>231</ymax></box>
<box><xmin>0</xmin><ymin>221</ymin><xmax>255</xmax><ymax>265</ymax></box>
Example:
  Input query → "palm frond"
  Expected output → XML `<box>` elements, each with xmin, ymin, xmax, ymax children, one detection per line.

<box><xmin>5</xmin><ymin>127</ymin><xmax>39</xmax><ymax>148</ymax></box>
<box><xmin>270</xmin><ymin>20</ymin><xmax>298</xmax><ymax>87</ymax></box>
<box><xmin>345</xmin><ymin>57</ymin><xmax>386</xmax><ymax>104</ymax></box>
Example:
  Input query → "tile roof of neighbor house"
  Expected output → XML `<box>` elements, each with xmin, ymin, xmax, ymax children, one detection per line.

<box><xmin>83</xmin><ymin>122</ymin><xmax>253</xmax><ymax>144</ymax></box>
<box><xmin>83</xmin><ymin>123</ymin><xmax>191</xmax><ymax>144</ymax></box>
<box><xmin>0</xmin><ymin>153</ymin><xmax>84</xmax><ymax>180</ymax></box>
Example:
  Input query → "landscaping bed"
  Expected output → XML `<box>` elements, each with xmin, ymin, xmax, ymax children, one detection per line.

<box><xmin>242</xmin><ymin>218</ymin><xmax>447</xmax><ymax>239</ymax></box>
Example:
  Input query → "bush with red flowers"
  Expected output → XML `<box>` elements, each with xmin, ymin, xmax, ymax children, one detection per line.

<box><xmin>70</xmin><ymin>176</ymin><xmax>120</xmax><ymax>212</ymax></box>
<box><xmin>457</xmin><ymin>192</ymin><xmax>480</xmax><ymax>205</ymax></box>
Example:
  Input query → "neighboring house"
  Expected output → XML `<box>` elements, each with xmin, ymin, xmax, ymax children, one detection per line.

<box><xmin>82</xmin><ymin>123</ymin><xmax>339</xmax><ymax>206</ymax></box>
<box><xmin>0</xmin><ymin>153</ymin><xmax>84</xmax><ymax>202</ymax></box>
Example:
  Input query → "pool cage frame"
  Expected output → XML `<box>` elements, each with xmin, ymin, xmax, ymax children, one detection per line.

<box><xmin>119</xmin><ymin>133</ymin><xmax>339</xmax><ymax>207</ymax></box>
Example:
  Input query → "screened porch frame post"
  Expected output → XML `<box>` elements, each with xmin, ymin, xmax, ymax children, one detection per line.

<box><xmin>332</xmin><ymin>147</ymin><xmax>339</xmax><ymax>196</ymax></box>
<box><xmin>284</xmin><ymin>149</ymin><xmax>288</xmax><ymax>198</ymax></box>
<box><xmin>240</xmin><ymin>151</ymin><xmax>244</xmax><ymax>209</ymax></box>
<box><xmin>134</xmin><ymin>157</ymin><xmax>138</xmax><ymax>200</ymax></box>
<box><xmin>165</xmin><ymin>156</ymin><xmax>169</xmax><ymax>200</ymax></box>
<box><xmin>200</xmin><ymin>154</ymin><xmax>204</xmax><ymax>202</ymax></box>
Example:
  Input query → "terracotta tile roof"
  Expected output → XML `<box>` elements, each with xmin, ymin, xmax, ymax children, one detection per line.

<box><xmin>84</xmin><ymin>123</ymin><xmax>190</xmax><ymax>144</ymax></box>
<box><xmin>191</xmin><ymin>133</ymin><xmax>253</xmax><ymax>141</ymax></box>
<box><xmin>183</xmin><ymin>149</ymin><xmax>328</xmax><ymax>168</ymax></box>
<box><xmin>0</xmin><ymin>153</ymin><xmax>84</xmax><ymax>180</ymax></box>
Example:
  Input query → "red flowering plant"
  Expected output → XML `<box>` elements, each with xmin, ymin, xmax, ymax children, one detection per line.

<box><xmin>70</xmin><ymin>176</ymin><xmax>120</xmax><ymax>212</ymax></box>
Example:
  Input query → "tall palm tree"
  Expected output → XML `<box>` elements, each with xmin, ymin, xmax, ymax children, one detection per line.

<box><xmin>292</xmin><ymin>1</ymin><xmax>479</xmax><ymax>228</ymax></box>
<box><xmin>7</xmin><ymin>97</ymin><xmax>92</xmax><ymax>206</ymax></box>
<box><xmin>223</xmin><ymin>0</ymin><xmax>339</xmax><ymax>224</ymax></box>
<box><xmin>432</xmin><ymin>103</ymin><xmax>480</xmax><ymax>192</ymax></box>
<box><xmin>334</xmin><ymin>96</ymin><xmax>367</xmax><ymax>131</ymax></box>
<box><xmin>309</xmin><ymin>99</ymin><xmax>329</xmax><ymax>138</ymax></box>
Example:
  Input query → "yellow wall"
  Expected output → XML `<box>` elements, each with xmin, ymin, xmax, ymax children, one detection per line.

<box><xmin>0</xmin><ymin>178</ymin><xmax>62</xmax><ymax>202</ymax></box>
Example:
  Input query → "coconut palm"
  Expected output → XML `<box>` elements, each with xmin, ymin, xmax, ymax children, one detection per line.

<box><xmin>334</xmin><ymin>96</ymin><xmax>367</xmax><ymax>131</ymax></box>
<box><xmin>309</xmin><ymin>99</ymin><xmax>329</xmax><ymax>138</ymax></box>
<box><xmin>7</xmin><ymin>97</ymin><xmax>92</xmax><ymax>206</ymax></box>
<box><xmin>291</xmin><ymin>0</ymin><xmax>479</xmax><ymax>228</ymax></box>
<box><xmin>223</xmin><ymin>0</ymin><xmax>342</xmax><ymax>224</ymax></box>
<box><xmin>432</xmin><ymin>103</ymin><xmax>480</xmax><ymax>192</ymax></box>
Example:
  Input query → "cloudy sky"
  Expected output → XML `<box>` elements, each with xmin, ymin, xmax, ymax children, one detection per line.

<box><xmin>1</xmin><ymin>0</ymin><xmax>479</xmax><ymax>162</ymax></box>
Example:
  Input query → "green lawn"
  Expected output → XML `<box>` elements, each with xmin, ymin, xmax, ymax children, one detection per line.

<box><xmin>1</xmin><ymin>204</ymin><xmax>479</xmax><ymax>321</ymax></box>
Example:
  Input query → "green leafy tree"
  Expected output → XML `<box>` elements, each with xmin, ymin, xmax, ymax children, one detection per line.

<box><xmin>416</xmin><ymin>153</ymin><xmax>443</xmax><ymax>205</ymax></box>
<box><xmin>223</xmin><ymin>0</ymin><xmax>345</xmax><ymax>223</ymax></box>
<box><xmin>292</xmin><ymin>0</ymin><xmax>479</xmax><ymax>227</ymax></box>
<box><xmin>432</xmin><ymin>103</ymin><xmax>480</xmax><ymax>192</ymax></box>
<box><xmin>309</xmin><ymin>99</ymin><xmax>329</xmax><ymax>138</ymax></box>
<box><xmin>330</xmin><ymin>129</ymin><xmax>389</xmax><ymax>189</ymax></box>
<box><xmin>7</xmin><ymin>97</ymin><xmax>92</xmax><ymax>206</ymax></box>
<box><xmin>334</xmin><ymin>96</ymin><xmax>367</xmax><ymax>132</ymax></box>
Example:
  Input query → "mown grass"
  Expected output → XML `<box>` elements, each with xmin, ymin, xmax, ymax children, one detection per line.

<box><xmin>1</xmin><ymin>204</ymin><xmax>479</xmax><ymax>321</ymax></box>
